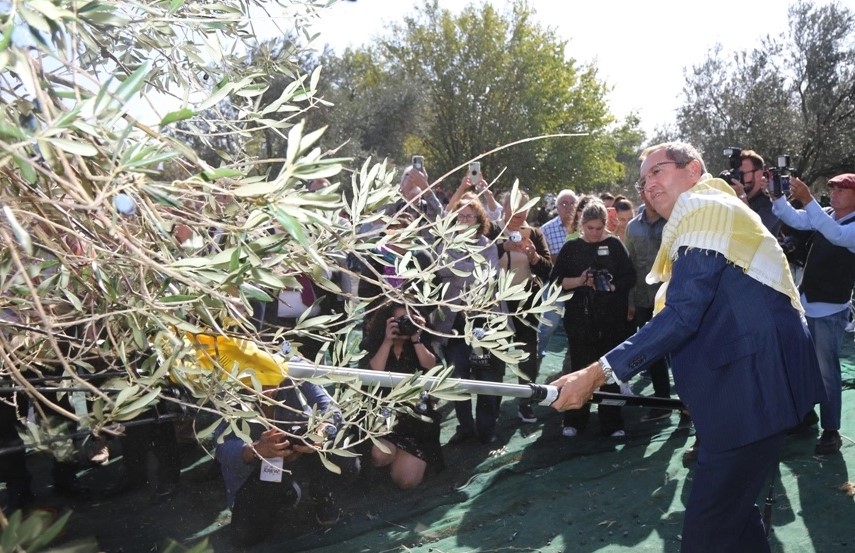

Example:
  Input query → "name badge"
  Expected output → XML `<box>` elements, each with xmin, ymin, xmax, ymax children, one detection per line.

<box><xmin>259</xmin><ymin>456</ymin><xmax>284</xmax><ymax>482</ymax></box>
<box><xmin>597</xmin><ymin>246</ymin><xmax>609</xmax><ymax>256</ymax></box>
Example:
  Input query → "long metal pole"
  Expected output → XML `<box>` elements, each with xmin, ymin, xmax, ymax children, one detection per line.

<box><xmin>0</xmin><ymin>363</ymin><xmax>686</xmax><ymax>456</ymax></box>
<box><xmin>286</xmin><ymin>361</ymin><xmax>686</xmax><ymax>410</ymax></box>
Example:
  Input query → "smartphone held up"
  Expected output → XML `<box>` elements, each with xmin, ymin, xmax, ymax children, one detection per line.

<box><xmin>468</xmin><ymin>161</ymin><xmax>483</xmax><ymax>191</ymax></box>
<box><xmin>770</xmin><ymin>154</ymin><xmax>797</xmax><ymax>197</ymax></box>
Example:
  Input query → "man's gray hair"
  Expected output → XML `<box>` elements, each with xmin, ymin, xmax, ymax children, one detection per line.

<box><xmin>640</xmin><ymin>141</ymin><xmax>707</xmax><ymax>174</ymax></box>
<box><xmin>557</xmin><ymin>189</ymin><xmax>577</xmax><ymax>203</ymax></box>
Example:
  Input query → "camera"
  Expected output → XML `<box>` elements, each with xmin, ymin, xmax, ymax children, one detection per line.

<box><xmin>396</xmin><ymin>315</ymin><xmax>418</xmax><ymax>337</ymax></box>
<box><xmin>412</xmin><ymin>155</ymin><xmax>424</xmax><ymax>171</ymax></box>
<box><xmin>770</xmin><ymin>154</ymin><xmax>797</xmax><ymax>197</ymax></box>
<box><xmin>508</xmin><ymin>231</ymin><xmax>522</xmax><ymax>243</ymax></box>
<box><xmin>588</xmin><ymin>269</ymin><xmax>613</xmax><ymax>292</ymax></box>
<box><xmin>721</xmin><ymin>147</ymin><xmax>743</xmax><ymax>185</ymax></box>
<box><xmin>470</xmin><ymin>327</ymin><xmax>491</xmax><ymax>368</ymax></box>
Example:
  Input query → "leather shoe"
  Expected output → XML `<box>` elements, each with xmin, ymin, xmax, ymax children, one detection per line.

<box><xmin>640</xmin><ymin>409</ymin><xmax>671</xmax><ymax>423</ymax></box>
<box><xmin>479</xmin><ymin>432</ymin><xmax>497</xmax><ymax>445</ymax></box>
<box><xmin>788</xmin><ymin>410</ymin><xmax>819</xmax><ymax>435</ymax></box>
<box><xmin>447</xmin><ymin>426</ymin><xmax>475</xmax><ymax>445</ymax></box>
<box><xmin>814</xmin><ymin>430</ymin><xmax>842</xmax><ymax>455</ymax></box>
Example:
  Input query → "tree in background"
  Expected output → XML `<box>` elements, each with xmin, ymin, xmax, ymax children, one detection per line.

<box><xmin>675</xmin><ymin>0</ymin><xmax>855</xmax><ymax>183</ymax></box>
<box><xmin>312</xmin><ymin>0</ymin><xmax>643</xmax><ymax>196</ymax></box>
<box><xmin>311</xmin><ymin>46</ymin><xmax>426</xmax><ymax>164</ymax></box>
<box><xmin>2</xmin><ymin>1</ymin><xmax>531</xmax><ymax>541</ymax></box>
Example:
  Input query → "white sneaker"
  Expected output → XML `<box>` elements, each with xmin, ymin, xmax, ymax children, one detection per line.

<box><xmin>610</xmin><ymin>429</ymin><xmax>626</xmax><ymax>438</ymax></box>
<box><xmin>561</xmin><ymin>426</ymin><xmax>578</xmax><ymax>438</ymax></box>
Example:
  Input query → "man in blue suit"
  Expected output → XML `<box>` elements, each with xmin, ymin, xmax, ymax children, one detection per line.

<box><xmin>550</xmin><ymin>142</ymin><xmax>824</xmax><ymax>553</ymax></box>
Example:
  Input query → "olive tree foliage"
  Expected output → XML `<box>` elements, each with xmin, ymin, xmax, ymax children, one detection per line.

<box><xmin>311</xmin><ymin>0</ymin><xmax>640</xmax><ymax>196</ymax></box>
<box><xmin>608</xmin><ymin>113</ymin><xmax>647</xmax><ymax>197</ymax></box>
<box><xmin>0</xmin><ymin>0</ymin><xmax>461</xmax><ymax>520</ymax></box>
<box><xmin>676</xmin><ymin>0</ymin><xmax>855</xmax><ymax>182</ymax></box>
<box><xmin>0</xmin><ymin>0</ymin><xmax>362</xmax><ymax>455</ymax></box>
<box><xmin>0</xmin><ymin>0</ymin><xmax>554</xmax><ymax>512</ymax></box>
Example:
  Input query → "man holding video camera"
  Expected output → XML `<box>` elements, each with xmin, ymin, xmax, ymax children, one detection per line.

<box><xmin>549</xmin><ymin>142</ymin><xmax>823</xmax><ymax>553</ymax></box>
<box><xmin>772</xmin><ymin>172</ymin><xmax>855</xmax><ymax>455</ymax></box>
<box><xmin>731</xmin><ymin>149</ymin><xmax>782</xmax><ymax>234</ymax></box>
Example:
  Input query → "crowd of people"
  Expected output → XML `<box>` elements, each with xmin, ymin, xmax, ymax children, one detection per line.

<box><xmin>2</xmin><ymin>143</ymin><xmax>851</xmax><ymax>551</ymax></box>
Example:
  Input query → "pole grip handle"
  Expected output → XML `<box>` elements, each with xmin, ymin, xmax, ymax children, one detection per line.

<box><xmin>530</xmin><ymin>384</ymin><xmax>560</xmax><ymax>406</ymax></box>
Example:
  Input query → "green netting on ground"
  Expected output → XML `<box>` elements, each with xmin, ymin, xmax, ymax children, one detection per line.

<box><xmin>42</xmin><ymin>335</ymin><xmax>855</xmax><ymax>552</ymax></box>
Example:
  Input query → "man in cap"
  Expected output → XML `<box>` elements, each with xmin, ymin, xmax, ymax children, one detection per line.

<box><xmin>549</xmin><ymin>142</ymin><xmax>823</xmax><ymax>553</ymax></box>
<box><xmin>772</xmin><ymin>172</ymin><xmax>855</xmax><ymax>455</ymax></box>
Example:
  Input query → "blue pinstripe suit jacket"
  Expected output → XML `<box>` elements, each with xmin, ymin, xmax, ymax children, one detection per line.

<box><xmin>606</xmin><ymin>247</ymin><xmax>825</xmax><ymax>452</ymax></box>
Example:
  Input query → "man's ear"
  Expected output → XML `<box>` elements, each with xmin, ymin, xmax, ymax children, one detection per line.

<box><xmin>687</xmin><ymin>159</ymin><xmax>703</xmax><ymax>181</ymax></box>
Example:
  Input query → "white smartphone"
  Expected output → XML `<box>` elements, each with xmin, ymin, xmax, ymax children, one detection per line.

<box><xmin>469</xmin><ymin>161</ymin><xmax>481</xmax><ymax>184</ymax></box>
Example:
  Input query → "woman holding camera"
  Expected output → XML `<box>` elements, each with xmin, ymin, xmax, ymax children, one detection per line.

<box><xmin>359</xmin><ymin>300</ymin><xmax>443</xmax><ymax>489</ymax></box>
<box><xmin>551</xmin><ymin>198</ymin><xmax>636</xmax><ymax>439</ymax></box>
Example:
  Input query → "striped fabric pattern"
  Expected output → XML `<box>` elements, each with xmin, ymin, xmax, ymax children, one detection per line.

<box><xmin>649</xmin><ymin>176</ymin><xmax>802</xmax><ymax>315</ymax></box>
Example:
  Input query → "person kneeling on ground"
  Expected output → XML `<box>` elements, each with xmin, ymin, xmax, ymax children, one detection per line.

<box><xmin>216</xmin><ymin>378</ymin><xmax>359</xmax><ymax>547</ymax></box>
<box><xmin>360</xmin><ymin>300</ymin><xmax>444</xmax><ymax>489</ymax></box>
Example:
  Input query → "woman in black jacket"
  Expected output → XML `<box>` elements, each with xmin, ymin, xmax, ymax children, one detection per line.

<box><xmin>551</xmin><ymin>198</ymin><xmax>636</xmax><ymax>439</ymax></box>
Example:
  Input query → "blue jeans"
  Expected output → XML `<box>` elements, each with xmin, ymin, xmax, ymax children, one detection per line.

<box><xmin>806</xmin><ymin>309</ymin><xmax>848</xmax><ymax>431</ymax></box>
<box><xmin>537</xmin><ymin>299</ymin><xmax>564</xmax><ymax>359</ymax></box>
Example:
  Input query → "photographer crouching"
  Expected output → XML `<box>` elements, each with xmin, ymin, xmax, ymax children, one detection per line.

<box><xmin>359</xmin><ymin>300</ymin><xmax>444</xmax><ymax>489</ymax></box>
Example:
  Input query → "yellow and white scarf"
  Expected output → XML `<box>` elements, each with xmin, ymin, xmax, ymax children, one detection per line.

<box><xmin>649</xmin><ymin>176</ymin><xmax>802</xmax><ymax>315</ymax></box>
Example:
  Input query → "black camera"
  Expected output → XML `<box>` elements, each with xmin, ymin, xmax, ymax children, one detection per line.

<box><xmin>770</xmin><ymin>154</ymin><xmax>797</xmax><ymax>197</ymax></box>
<box><xmin>396</xmin><ymin>315</ymin><xmax>418</xmax><ymax>337</ymax></box>
<box><xmin>721</xmin><ymin>147</ymin><xmax>743</xmax><ymax>185</ymax></box>
<box><xmin>588</xmin><ymin>269</ymin><xmax>613</xmax><ymax>292</ymax></box>
<box><xmin>469</xmin><ymin>327</ymin><xmax>492</xmax><ymax>368</ymax></box>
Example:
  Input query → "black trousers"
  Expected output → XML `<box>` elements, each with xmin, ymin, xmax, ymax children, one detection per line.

<box><xmin>0</xmin><ymin>388</ymin><xmax>86</xmax><ymax>511</ymax></box>
<box><xmin>0</xmin><ymin>394</ymin><xmax>31</xmax><ymax>513</ymax></box>
<box><xmin>632</xmin><ymin>306</ymin><xmax>671</xmax><ymax>398</ymax></box>
<box><xmin>444</xmin><ymin>339</ymin><xmax>504</xmax><ymax>439</ymax></box>
<box><xmin>561</xmin><ymin>317</ymin><xmax>626</xmax><ymax>435</ymax></box>
<box><xmin>230</xmin><ymin>453</ymin><xmax>360</xmax><ymax>546</ymax></box>
<box><xmin>506</xmin><ymin>297</ymin><xmax>540</xmax><ymax>404</ymax></box>
<box><xmin>119</xmin><ymin>413</ymin><xmax>181</xmax><ymax>491</ymax></box>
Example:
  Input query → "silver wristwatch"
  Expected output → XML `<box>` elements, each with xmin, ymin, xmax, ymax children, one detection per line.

<box><xmin>597</xmin><ymin>359</ymin><xmax>616</xmax><ymax>385</ymax></box>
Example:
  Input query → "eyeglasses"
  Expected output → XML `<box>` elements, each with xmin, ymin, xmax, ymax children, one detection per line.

<box><xmin>457</xmin><ymin>213</ymin><xmax>477</xmax><ymax>222</ymax></box>
<box><xmin>557</xmin><ymin>201</ymin><xmax>575</xmax><ymax>209</ymax></box>
<box><xmin>636</xmin><ymin>160</ymin><xmax>688</xmax><ymax>191</ymax></box>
